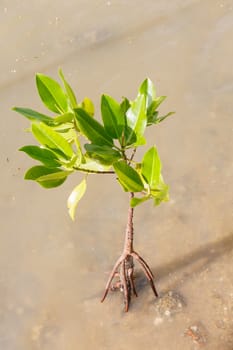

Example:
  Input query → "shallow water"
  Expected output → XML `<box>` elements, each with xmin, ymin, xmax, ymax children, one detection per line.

<box><xmin>0</xmin><ymin>1</ymin><xmax>233</xmax><ymax>349</ymax></box>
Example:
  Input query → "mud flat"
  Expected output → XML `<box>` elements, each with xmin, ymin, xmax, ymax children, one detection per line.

<box><xmin>0</xmin><ymin>1</ymin><xmax>232</xmax><ymax>349</ymax></box>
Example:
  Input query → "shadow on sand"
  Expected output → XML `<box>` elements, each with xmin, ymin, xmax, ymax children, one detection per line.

<box><xmin>135</xmin><ymin>231</ymin><xmax>233</xmax><ymax>293</ymax></box>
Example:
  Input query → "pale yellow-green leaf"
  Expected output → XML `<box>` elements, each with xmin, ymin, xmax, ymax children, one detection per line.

<box><xmin>81</xmin><ymin>97</ymin><xmax>95</xmax><ymax>116</ymax></box>
<box><xmin>79</xmin><ymin>159</ymin><xmax>112</xmax><ymax>172</ymax></box>
<box><xmin>67</xmin><ymin>179</ymin><xmax>87</xmax><ymax>221</ymax></box>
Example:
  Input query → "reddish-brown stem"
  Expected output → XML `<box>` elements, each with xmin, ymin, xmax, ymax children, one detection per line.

<box><xmin>101</xmin><ymin>192</ymin><xmax>158</xmax><ymax>311</ymax></box>
<box><xmin>101</xmin><ymin>255</ymin><xmax>124</xmax><ymax>302</ymax></box>
<box><xmin>123</xmin><ymin>192</ymin><xmax>134</xmax><ymax>254</ymax></box>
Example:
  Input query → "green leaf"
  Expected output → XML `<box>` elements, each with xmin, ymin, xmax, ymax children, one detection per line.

<box><xmin>131</xmin><ymin>178</ymin><xmax>169</xmax><ymax>207</ymax></box>
<box><xmin>58</xmin><ymin>69</ymin><xmax>77</xmax><ymax>108</ymax></box>
<box><xmin>37</xmin><ymin>170</ymin><xmax>72</xmax><ymax>181</ymax></box>
<box><xmin>124</xmin><ymin>126</ymin><xmax>137</xmax><ymax>146</ymax></box>
<box><xmin>151</xmin><ymin>181</ymin><xmax>169</xmax><ymax>206</ymax></box>
<box><xmin>75</xmin><ymin>108</ymin><xmax>113</xmax><ymax>146</ymax></box>
<box><xmin>125</xmin><ymin>94</ymin><xmax>147</xmax><ymax>146</ymax></box>
<box><xmin>59</xmin><ymin>155</ymin><xmax>79</xmax><ymax>170</ymax></box>
<box><xmin>24</xmin><ymin>166</ymin><xmax>68</xmax><ymax>188</ymax></box>
<box><xmin>153</xmin><ymin>111</ymin><xmax>175</xmax><ymax>124</ymax></box>
<box><xmin>51</xmin><ymin>126</ymin><xmax>77</xmax><ymax>146</ymax></box>
<box><xmin>139</xmin><ymin>78</ymin><xmax>156</xmax><ymax>109</ymax></box>
<box><xmin>147</xmin><ymin>111</ymin><xmax>159</xmax><ymax>126</ymax></box>
<box><xmin>113</xmin><ymin>161</ymin><xmax>144</xmax><ymax>192</ymax></box>
<box><xmin>147</xmin><ymin>96</ymin><xmax>166</xmax><ymax>117</ymax></box>
<box><xmin>32</xmin><ymin>123</ymin><xmax>74</xmax><ymax>159</ymax></box>
<box><xmin>81</xmin><ymin>97</ymin><xmax>95</xmax><ymax>116</ymax></box>
<box><xmin>84</xmin><ymin>144</ymin><xmax>121</xmax><ymax>165</ymax></box>
<box><xmin>67</xmin><ymin>179</ymin><xmax>87</xmax><ymax>221</ymax></box>
<box><xmin>78</xmin><ymin>159</ymin><xmax>112</xmax><ymax>172</ymax></box>
<box><xmin>19</xmin><ymin>145</ymin><xmax>60</xmax><ymax>167</ymax></box>
<box><xmin>101</xmin><ymin>94</ymin><xmax>124</xmax><ymax>140</ymax></box>
<box><xmin>12</xmin><ymin>107</ymin><xmax>54</xmax><ymax>125</ymax></box>
<box><xmin>146</xmin><ymin>96</ymin><xmax>165</xmax><ymax>122</ymax></box>
<box><xmin>36</xmin><ymin>73</ymin><xmax>68</xmax><ymax>113</ymax></box>
<box><xmin>120</xmin><ymin>97</ymin><xmax>131</xmax><ymax>115</ymax></box>
<box><xmin>51</xmin><ymin>122</ymin><xmax>73</xmax><ymax>133</ymax></box>
<box><xmin>53</xmin><ymin>112</ymin><xmax>74</xmax><ymax>124</ymax></box>
<box><xmin>25</xmin><ymin>165</ymin><xmax>59</xmax><ymax>179</ymax></box>
<box><xmin>51</xmin><ymin>122</ymin><xmax>76</xmax><ymax>143</ymax></box>
<box><xmin>142</xmin><ymin>146</ymin><xmax>161</xmax><ymax>188</ymax></box>
<box><xmin>154</xmin><ymin>95</ymin><xmax>166</xmax><ymax>109</ymax></box>
<box><xmin>130</xmin><ymin>196</ymin><xmax>150</xmax><ymax>207</ymax></box>
<box><xmin>62</xmin><ymin>128</ymin><xmax>79</xmax><ymax>144</ymax></box>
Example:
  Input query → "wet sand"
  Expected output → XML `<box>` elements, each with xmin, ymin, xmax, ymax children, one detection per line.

<box><xmin>0</xmin><ymin>1</ymin><xmax>233</xmax><ymax>349</ymax></box>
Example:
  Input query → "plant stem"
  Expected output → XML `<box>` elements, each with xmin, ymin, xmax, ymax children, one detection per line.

<box><xmin>101</xmin><ymin>190</ymin><xmax>158</xmax><ymax>309</ymax></box>
<box><xmin>73</xmin><ymin>166</ymin><xmax>114</xmax><ymax>174</ymax></box>
<box><xmin>129</xmin><ymin>147</ymin><xmax>137</xmax><ymax>163</ymax></box>
<box><xmin>123</xmin><ymin>192</ymin><xmax>134</xmax><ymax>254</ymax></box>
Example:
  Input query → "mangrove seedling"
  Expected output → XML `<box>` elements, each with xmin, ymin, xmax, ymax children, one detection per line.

<box><xmin>13</xmin><ymin>70</ymin><xmax>174</xmax><ymax>311</ymax></box>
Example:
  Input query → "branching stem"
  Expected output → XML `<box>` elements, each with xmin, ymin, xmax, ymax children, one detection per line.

<box><xmin>101</xmin><ymin>191</ymin><xmax>158</xmax><ymax>311</ymax></box>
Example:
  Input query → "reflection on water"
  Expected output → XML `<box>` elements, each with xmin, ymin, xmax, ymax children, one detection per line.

<box><xmin>0</xmin><ymin>0</ymin><xmax>233</xmax><ymax>349</ymax></box>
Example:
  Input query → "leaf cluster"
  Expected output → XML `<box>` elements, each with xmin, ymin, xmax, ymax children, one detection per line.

<box><xmin>13</xmin><ymin>70</ymin><xmax>174</xmax><ymax>220</ymax></box>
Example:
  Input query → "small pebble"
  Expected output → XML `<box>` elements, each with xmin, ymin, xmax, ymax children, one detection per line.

<box><xmin>184</xmin><ymin>323</ymin><xmax>207</xmax><ymax>345</ymax></box>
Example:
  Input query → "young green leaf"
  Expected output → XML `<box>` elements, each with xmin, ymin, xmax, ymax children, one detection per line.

<box><xmin>32</xmin><ymin>122</ymin><xmax>74</xmax><ymax>159</ymax></box>
<box><xmin>130</xmin><ymin>195</ymin><xmax>150</xmax><ymax>208</ymax></box>
<box><xmin>101</xmin><ymin>94</ymin><xmax>124</xmax><ymax>140</ymax></box>
<box><xmin>142</xmin><ymin>146</ymin><xmax>161</xmax><ymax>188</ymax></box>
<box><xmin>154</xmin><ymin>95</ymin><xmax>166</xmax><ymax>109</ymax></box>
<box><xmin>36</xmin><ymin>73</ymin><xmax>69</xmax><ymax>113</ymax></box>
<box><xmin>24</xmin><ymin>166</ymin><xmax>68</xmax><ymax>188</ymax></box>
<box><xmin>19</xmin><ymin>145</ymin><xmax>60</xmax><ymax>167</ymax></box>
<box><xmin>85</xmin><ymin>144</ymin><xmax>121</xmax><ymax>165</ymax></box>
<box><xmin>113</xmin><ymin>161</ymin><xmax>144</xmax><ymax>192</ymax></box>
<box><xmin>51</xmin><ymin>127</ymin><xmax>77</xmax><ymax>146</ymax></box>
<box><xmin>147</xmin><ymin>111</ymin><xmax>158</xmax><ymax>126</ymax></box>
<box><xmin>151</xmin><ymin>181</ymin><xmax>169</xmax><ymax>206</ymax></box>
<box><xmin>153</xmin><ymin>111</ymin><xmax>175</xmax><ymax>124</ymax></box>
<box><xmin>51</xmin><ymin>122</ymin><xmax>75</xmax><ymax>143</ymax></box>
<box><xmin>81</xmin><ymin>97</ymin><xmax>95</xmax><ymax>116</ymax></box>
<box><xmin>51</xmin><ymin>122</ymin><xmax>73</xmax><ymax>133</ymax></box>
<box><xmin>13</xmin><ymin>107</ymin><xmax>54</xmax><ymax>125</ymax></box>
<box><xmin>125</xmin><ymin>94</ymin><xmax>147</xmax><ymax>146</ymax></box>
<box><xmin>75</xmin><ymin>108</ymin><xmax>113</xmax><ymax>146</ymax></box>
<box><xmin>58</xmin><ymin>69</ymin><xmax>77</xmax><ymax>108</ymax></box>
<box><xmin>146</xmin><ymin>96</ymin><xmax>166</xmax><ymax>120</ymax></box>
<box><xmin>67</xmin><ymin>179</ymin><xmax>87</xmax><ymax>221</ymax></box>
<box><xmin>139</xmin><ymin>78</ymin><xmax>156</xmax><ymax>109</ymax></box>
<box><xmin>53</xmin><ymin>112</ymin><xmax>74</xmax><ymax>124</ymax></box>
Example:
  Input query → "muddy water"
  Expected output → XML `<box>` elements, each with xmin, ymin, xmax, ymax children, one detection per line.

<box><xmin>1</xmin><ymin>0</ymin><xmax>233</xmax><ymax>349</ymax></box>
